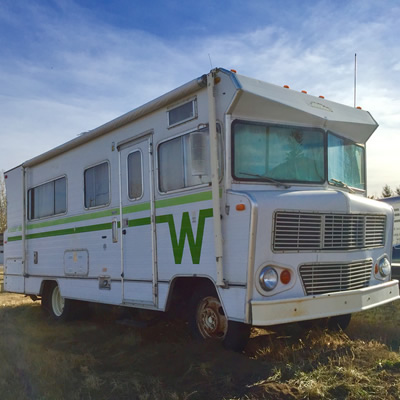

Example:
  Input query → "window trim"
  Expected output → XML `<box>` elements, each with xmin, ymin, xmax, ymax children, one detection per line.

<box><xmin>167</xmin><ymin>97</ymin><xmax>198</xmax><ymax>128</ymax></box>
<box><xmin>27</xmin><ymin>175</ymin><xmax>68</xmax><ymax>221</ymax></box>
<box><xmin>327</xmin><ymin>130</ymin><xmax>366</xmax><ymax>192</ymax></box>
<box><xmin>157</xmin><ymin>127</ymin><xmax>211</xmax><ymax>195</ymax></box>
<box><xmin>126</xmin><ymin>149</ymin><xmax>144</xmax><ymax>201</ymax></box>
<box><xmin>83</xmin><ymin>160</ymin><xmax>111</xmax><ymax>210</ymax></box>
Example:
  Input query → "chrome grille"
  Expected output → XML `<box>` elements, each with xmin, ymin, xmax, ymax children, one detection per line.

<box><xmin>273</xmin><ymin>212</ymin><xmax>385</xmax><ymax>251</ymax></box>
<box><xmin>300</xmin><ymin>259</ymin><xmax>372</xmax><ymax>295</ymax></box>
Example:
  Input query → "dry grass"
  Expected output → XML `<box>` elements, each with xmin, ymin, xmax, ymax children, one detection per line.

<box><xmin>1</xmin><ymin>270</ymin><xmax>400</xmax><ymax>400</ymax></box>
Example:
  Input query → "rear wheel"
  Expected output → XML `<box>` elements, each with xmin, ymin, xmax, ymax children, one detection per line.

<box><xmin>189</xmin><ymin>286</ymin><xmax>250</xmax><ymax>352</ymax></box>
<box><xmin>42</xmin><ymin>282</ymin><xmax>76</xmax><ymax>321</ymax></box>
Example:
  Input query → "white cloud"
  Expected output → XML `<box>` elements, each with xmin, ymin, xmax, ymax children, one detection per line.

<box><xmin>1</xmin><ymin>0</ymin><xmax>400</xmax><ymax>197</ymax></box>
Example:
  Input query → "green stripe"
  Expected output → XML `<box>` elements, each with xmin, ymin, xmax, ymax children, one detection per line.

<box><xmin>7</xmin><ymin>235</ymin><xmax>22</xmax><ymax>242</ymax></box>
<box><xmin>128</xmin><ymin>217</ymin><xmax>151</xmax><ymax>227</ymax></box>
<box><xmin>155</xmin><ymin>191</ymin><xmax>212</xmax><ymax>209</ymax></box>
<box><xmin>7</xmin><ymin>190</ymin><xmax>214</xmax><ymax>241</ymax></box>
<box><xmin>26</xmin><ymin>223</ymin><xmax>113</xmax><ymax>240</ymax></box>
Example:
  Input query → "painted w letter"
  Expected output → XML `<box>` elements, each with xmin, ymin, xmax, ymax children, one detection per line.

<box><xmin>157</xmin><ymin>209</ymin><xmax>213</xmax><ymax>264</ymax></box>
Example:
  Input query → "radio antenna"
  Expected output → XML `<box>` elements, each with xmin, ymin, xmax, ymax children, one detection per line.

<box><xmin>208</xmin><ymin>53</ymin><xmax>213</xmax><ymax>69</ymax></box>
<box><xmin>354</xmin><ymin>53</ymin><xmax>357</xmax><ymax>108</ymax></box>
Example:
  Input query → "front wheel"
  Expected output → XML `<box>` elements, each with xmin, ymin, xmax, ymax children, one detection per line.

<box><xmin>42</xmin><ymin>282</ymin><xmax>76</xmax><ymax>321</ymax></box>
<box><xmin>189</xmin><ymin>287</ymin><xmax>250</xmax><ymax>352</ymax></box>
<box><xmin>327</xmin><ymin>313</ymin><xmax>352</xmax><ymax>331</ymax></box>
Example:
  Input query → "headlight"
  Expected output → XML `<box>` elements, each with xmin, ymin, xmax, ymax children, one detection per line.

<box><xmin>378</xmin><ymin>257</ymin><xmax>391</xmax><ymax>277</ymax></box>
<box><xmin>259</xmin><ymin>267</ymin><xmax>278</xmax><ymax>291</ymax></box>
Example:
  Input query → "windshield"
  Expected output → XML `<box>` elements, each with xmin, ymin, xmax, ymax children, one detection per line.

<box><xmin>232</xmin><ymin>122</ymin><xmax>324</xmax><ymax>183</ymax></box>
<box><xmin>232</xmin><ymin>121</ymin><xmax>366</xmax><ymax>190</ymax></box>
<box><xmin>327</xmin><ymin>132</ymin><xmax>365</xmax><ymax>190</ymax></box>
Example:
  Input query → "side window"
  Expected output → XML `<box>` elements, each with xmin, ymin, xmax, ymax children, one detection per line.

<box><xmin>158</xmin><ymin>130</ymin><xmax>211</xmax><ymax>192</ymax></box>
<box><xmin>84</xmin><ymin>162</ymin><xmax>110</xmax><ymax>208</ymax></box>
<box><xmin>167</xmin><ymin>98</ymin><xmax>197</xmax><ymax>127</ymax></box>
<box><xmin>28</xmin><ymin>177</ymin><xmax>67</xmax><ymax>220</ymax></box>
<box><xmin>127</xmin><ymin>151</ymin><xmax>143</xmax><ymax>199</ymax></box>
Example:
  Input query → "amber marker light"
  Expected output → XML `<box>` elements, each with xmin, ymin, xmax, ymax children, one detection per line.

<box><xmin>280</xmin><ymin>269</ymin><xmax>291</xmax><ymax>285</ymax></box>
<box><xmin>301</xmin><ymin>90</ymin><xmax>307</xmax><ymax>94</ymax></box>
<box><xmin>319</xmin><ymin>95</ymin><xmax>325</xmax><ymax>99</ymax></box>
<box><xmin>356</xmin><ymin>106</ymin><xmax>362</xmax><ymax>109</ymax></box>
<box><xmin>236</xmin><ymin>204</ymin><xmax>246</xmax><ymax>211</ymax></box>
<box><xmin>283</xmin><ymin>85</ymin><xmax>290</xmax><ymax>89</ymax></box>
<box><xmin>230</xmin><ymin>69</ymin><xmax>237</xmax><ymax>73</ymax></box>
<box><xmin>375</xmin><ymin>264</ymin><xmax>379</xmax><ymax>274</ymax></box>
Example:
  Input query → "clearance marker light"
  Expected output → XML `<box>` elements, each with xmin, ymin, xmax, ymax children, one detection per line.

<box><xmin>319</xmin><ymin>95</ymin><xmax>325</xmax><ymax>99</ymax></box>
<box><xmin>283</xmin><ymin>85</ymin><xmax>290</xmax><ymax>89</ymax></box>
<box><xmin>236</xmin><ymin>204</ymin><xmax>246</xmax><ymax>211</ymax></box>
<box><xmin>356</xmin><ymin>106</ymin><xmax>362</xmax><ymax>109</ymax></box>
<box><xmin>230</xmin><ymin>69</ymin><xmax>237</xmax><ymax>73</ymax></box>
<box><xmin>280</xmin><ymin>270</ymin><xmax>291</xmax><ymax>285</ymax></box>
<box><xmin>301</xmin><ymin>90</ymin><xmax>307</xmax><ymax>94</ymax></box>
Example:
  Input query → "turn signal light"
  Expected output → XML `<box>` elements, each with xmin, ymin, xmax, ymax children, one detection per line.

<box><xmin>280</xmin><ymin>269</ymin><xmax>291</xmax><ymax>285</ymax></box>
<box><xmin>236</xmin><ymin>204</ymin><xmax>246</xmax><ymax>211</ymax></box>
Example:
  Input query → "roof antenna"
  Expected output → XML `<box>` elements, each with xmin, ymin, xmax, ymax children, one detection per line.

<box><xmin>208</xmin><ymin>53</ymin><xmax>213</xmax><ymax>69</ymax></box>
<box><xmin>354</xmin><ymin>53</ymin><xmax>357</xmax><ymax>108</ymax></box>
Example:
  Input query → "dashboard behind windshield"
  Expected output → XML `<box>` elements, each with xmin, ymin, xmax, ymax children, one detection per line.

<box><xmin>232</xmin><ymin>120</ymin><xmax>365</xmax><ymax>190</ymax></box>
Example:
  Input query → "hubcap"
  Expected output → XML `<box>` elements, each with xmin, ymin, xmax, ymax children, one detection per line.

<box><xmin>51</xmin><ymin>285</ymin><xmax>65</xmax><ymax>317</ymax></box>
<box><xmin>196</xmin><ymin>296</ymin><xmax>228</xmax><ymax>340</ymax></box>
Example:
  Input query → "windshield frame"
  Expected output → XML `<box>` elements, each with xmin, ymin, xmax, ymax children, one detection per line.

<box><xmin>231</xmin><ymin>119</ymin><xmax>366</xmax><ymax>192</ymax></box>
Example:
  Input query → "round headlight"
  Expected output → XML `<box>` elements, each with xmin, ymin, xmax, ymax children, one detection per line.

<box><xmin>259</xmin><ymin>267</ymin><xmax>278</xmax><ymax>291</ymax></box>
<box><xmin>378</xmin><ymin>257</ymin><xmax>391</xmax><ymax>277</ymax></box>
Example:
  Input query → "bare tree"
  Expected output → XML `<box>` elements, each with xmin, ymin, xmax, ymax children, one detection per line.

<box><xmin>381</xmin><ymin>184</ymin><xmax>393</xmax><ymax>198</ymax></box>
<box><xmin>0</xmin><ymin>172</ymin><xmax>6</xmax><ymax>233</ymax></box>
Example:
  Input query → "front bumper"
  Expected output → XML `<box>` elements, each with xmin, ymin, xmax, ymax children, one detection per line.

<box><xmin>251</xmin><ymin>280</ymin><xmax>399</xmax><ymax>326</ymax></box>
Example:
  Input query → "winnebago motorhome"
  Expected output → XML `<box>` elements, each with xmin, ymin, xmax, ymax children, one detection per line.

<box><xmin>379</xmin><ymin>196</ymin><xmax>400</xmax><ymax>280</ymax></box>
<box><xmin>4</xmin><ymin>68</ymin><xmax>399</xmax><ymax>350</ymax></box>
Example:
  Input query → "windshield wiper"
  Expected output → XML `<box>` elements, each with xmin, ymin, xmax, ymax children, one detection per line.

<box><xmin>329</xmin><ymin>178</ymin><xmax>355</xmax><ymax>193</ymax></box>
<box><xmin>239</xmin><ymin>172</ymin><xmax>291</xmax><ymax>189</ymax></box>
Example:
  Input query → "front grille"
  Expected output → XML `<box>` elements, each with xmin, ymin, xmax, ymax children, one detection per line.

<box><xmin>300</xmin><ymin>259</ymin><xmax>372</xmax><ymax>295</ymax></box>
<box><xmin>274</xmin><ymin>212</ymin><xmax>386</xmax><ymax>251</ymax></box>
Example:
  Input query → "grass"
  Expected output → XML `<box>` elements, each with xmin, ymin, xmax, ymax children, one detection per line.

<box><xmin>1</xmin><ymin>270</ymin><xmax>400</xmax><ymax>399</ymax></box>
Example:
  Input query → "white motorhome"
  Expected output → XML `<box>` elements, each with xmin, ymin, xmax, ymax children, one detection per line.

<box><xmin>379</xmin><ymin>196</ymin><xmax>400</xmax><ymax>280</ymax></box>
<box><xmin>4</xmin><ymin>68</ymin><xmax>399</xmax><ymax>350</ymax></box>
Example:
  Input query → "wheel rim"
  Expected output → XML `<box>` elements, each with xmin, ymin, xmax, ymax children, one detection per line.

<box><xmin>51</xmin><ymin>285</ymin><xmax>65</xmax><ymax>317</ymax></box>
<box><xmin>196</xmin><ymin>296</ymin><xmax>228</xmax><ymax>340</ymax></box>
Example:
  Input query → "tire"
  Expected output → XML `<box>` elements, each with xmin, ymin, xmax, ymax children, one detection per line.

<box><xmin>189</xmin><ymin>286</ymin><xmax>250</xmax><ymax>352</ymax></box>
<box><xmin>42</xmin><ymin>281</ymin><xmax>76</xmax><ymax>321</ymax></box>
<box><xmin>327</xmin><ymin>313</ymin><xmax>352</xmax><ymax>331</ymax></box>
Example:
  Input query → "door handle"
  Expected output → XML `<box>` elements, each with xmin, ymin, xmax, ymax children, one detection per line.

<box><xmin>112</xmin><ymin>218</ymin><xmax>118</xmax><ymax>243</ymax></box>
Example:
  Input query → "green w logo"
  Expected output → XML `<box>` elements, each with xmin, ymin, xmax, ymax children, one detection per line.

<box><xmin>156</xmin><ymin>208</ymin><xmax>213</xmax><ymax>264</ymax></box>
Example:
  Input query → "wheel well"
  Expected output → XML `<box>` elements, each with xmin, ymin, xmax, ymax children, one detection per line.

<box><xmin>40</xmin><ymin>280</ymin><xmax>58</xmax><ymax>297</ymax></box>
<box><xmin>166</xmin><ymin>277</ymin><xmax>217</xmax><ymax>316</ymax></box>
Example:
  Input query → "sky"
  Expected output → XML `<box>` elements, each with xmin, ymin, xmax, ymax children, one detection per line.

<box><xmin>1</xmin><ymin>0</ymin><xmax>399</xmax><ymax>197</ymax></box>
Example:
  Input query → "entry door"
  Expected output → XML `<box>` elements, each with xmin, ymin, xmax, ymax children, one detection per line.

<box><xmin>118</xmin><ymin>135</ymin><xmax>157</xmax><ymax>306</ymax></box>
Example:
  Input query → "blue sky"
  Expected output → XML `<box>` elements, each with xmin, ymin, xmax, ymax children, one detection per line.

<box><xmin>1</xmin><ymin>0</ymin><xmax>400</xmax><ymax>196</ymax></box>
